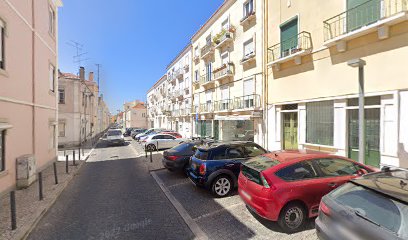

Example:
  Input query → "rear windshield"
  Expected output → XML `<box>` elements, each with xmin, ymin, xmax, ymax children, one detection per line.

<box><xmin>107</xmin><ymin>130</ymin><xmax>122</xmax><ymax>136</ymax></box>
<box><xmin>330</xmin><ymin>183</ymin><xmax>408</xmax><ymax>238</ymax></box>
<box><xmin>194</xmin><ymin>149</ymin><xmax>209</xmax><ymax>160</ymax></box>
<box><xmin>242</xmin><ymin>165</ymin><xmax>262</xmax><ymax>185</ymax></box>
<box><xmin>171</xmin><ymin>143</ymin><xmax>194</xmax><ymax>153</ymax></box>
<box><xmin>245</xmin><ymin>155</ymin><xmax>279</xmax><ymax>171</ymax></box>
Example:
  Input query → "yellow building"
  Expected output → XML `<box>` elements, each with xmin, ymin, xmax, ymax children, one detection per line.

<box><xmin>191</xmin><ymin>0</ymin><xmax>266</xmax><ymax>146</ymax></box>
<box><xmin>265</xmin><ymin>0</ymin><xmax>408</xmax><ymax>168</ymax></box>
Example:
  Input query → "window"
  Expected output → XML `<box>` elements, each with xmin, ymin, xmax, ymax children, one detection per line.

<box><xmin>220</xmin><ymin>85</ymin><xmax>229</xmax><ymax>100</ymax></box>
<box><xmin>49</xmin><ymin>7</ymin><xmax>55</xmax><ymax>35</ymax></box>
<box><xmin>152</xmin><ymin>135</ymin><xmax>164</xmax><ymax>140</ymax></box>
<box><xmin>222</xmin><ymin>18</ymin><xmax>230</xmax><ymax>30</ymax></box>
<box><xmin>194</xmin><ymin>46</ymin><xmax>199</xmax><ymax>58</ymax></box>
<box><xmin>280</xmin><ymin>17</ymin><xmax>298</xmax><ymax>57</ymax></box>
<box><xmin>163</xmin><ymin>135</ymin><xmax>175</xmax><ymax>140</ymax></box>
<box><xmin>205</xmin><ymin>34</ymin><xmax>212</xmax><ymax>45</ymax></box>
<box><xmin>314</xmin><ymin>158</ymin><xmax>363</xmax><ymax>177</ymax></box>
<box><xmin>306</xmin><ymin>101</ymin><xmax>334</xmax><ymax>145</ymax></box>
<box><xmin>206</xmin><ymin>62</ymin><xmax>212</xmax><ymax>82</ymax></box>
<box><xmin>243</xmin><ymin>38</ymin><xmax>254</xmax><ymax>58</ymax></box>
<box><xmin>49</xmin><ymin>64</ymin><xmax>55</xmax><ymax>92</ymax></box>
<box><xmin>221</xmin><ymin>51</ymin><xmax>229</xmax><ymax>65</ymax></box>
<box><xmin>194</xmin><ymin>70</ymin><xmax>199</xmax><ymax>82</ymax></box>
<box><xmin>243</xmin><ymin>144</ymin><xmax>266</xmax><ymax>157</ymax></box>
<box><xmin>58</xmin><ymin>89</ymin><xmax>65</xmax><ymax>104</ymax></box>
<box><xmin>227</xmin><ymin>147</ymin><xmax>245</xmax><ymax>159</ymax></box>
<box><xmin>211</xmin><ymin>148</ymin><xmax>228</xmax><ymax>160</ymax></box>
<box><xmin>0</xmin><ymin>19</ymin><xmax>5</xmax><ymax>70</ymax></box>
<box><xmin>58</xmin><ymin>122</ymin><xmax>65</xmax><ymax>137</ymax></box>
<box><xmin>243</xmin><ymin>79</ymin><xmax>254</xmax><ymax>107</ymax></box>
<box><xmin>243</xmin><ymin>0</ymin><xmax>254</xmax><ymax>18</ymax></box>
<box><xmin>276</xmin><ymin>161</ymin><xmax>318</xmax><ymax>181</ymax></box>
<box><xmin>0</xmin><ymin>130</ymin><xmax>4</xmax><ymax>172</ymax></box>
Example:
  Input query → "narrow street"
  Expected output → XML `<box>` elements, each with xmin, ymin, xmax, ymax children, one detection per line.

<box><xmin>27</xmin><ymin>139</ymin><xmax>194</xmax><ymax>240</ymax></box>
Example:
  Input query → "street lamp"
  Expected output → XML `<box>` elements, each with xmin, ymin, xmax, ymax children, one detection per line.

<box><xmin>347</xmin><ymin>58</ymin><xmax>366</xmax><ymax>164</ymax></box>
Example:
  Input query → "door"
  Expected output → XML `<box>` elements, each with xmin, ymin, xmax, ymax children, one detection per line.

<box><xmin>348</xmin><ymin>108</ymin><xmax>380</xmax><ymax>167</ymax></box>
<box><xmin>164</xmin><ymin>135</ymin><xmax>177</xmax><ymax>148</ymax></box>
<box><xmin>283</xmin><ymin>112</ymin><xmax>298</xmax><ymax>150</ymax></box>
<box><xmin>280</xmin><ymin>17</ymin><xmax>298</xmax><ymax>57</ymax></box>
<box><xmin>214</xmin><ymin>120</ymin><xmax>219</xmax><ymax>140</ymax></box>
<box><xmin>347</xmin><ymin>0</ymin><xmax>381</xmax><ymax>32</ymax></box>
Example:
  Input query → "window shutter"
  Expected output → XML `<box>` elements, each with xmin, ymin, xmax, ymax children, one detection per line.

<box><xmin>243</xmin><ymin>79</ymin><xmax>254</xmax><ymax>96</ymax></box>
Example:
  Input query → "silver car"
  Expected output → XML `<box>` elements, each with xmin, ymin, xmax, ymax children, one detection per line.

<box><xmin>106</xmin><ymin>129</ymin><xmax>125</xmax><ymax>146</ymax></box>
<box><xmin>143</xmin><ymin>134</ymin><xmax>184</xmax><ymax>151</ymax></box>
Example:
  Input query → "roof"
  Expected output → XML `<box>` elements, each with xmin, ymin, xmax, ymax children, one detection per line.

<box><xmin>263</xmin><ymin>150</ymin><xmax>332</xmax><ymax>163</ymax></box>
<box><xmin>132</xmin><ymin>103</ymin><xmax>146</xmax><ymax>110</ymax></box>
<box><xmin>60</xmin><ymin>72</ymin><xmax>79</xmax><ymax>79</ymax></box>
<box><xmin>351</xmin><ymin>170</ymin><xmax>408</xmax><ymax>203</ymax></box>
<box><xmin>166</xmin><ymin>43</ymin><xmax>192</xmax><ymax>70</ymax></box>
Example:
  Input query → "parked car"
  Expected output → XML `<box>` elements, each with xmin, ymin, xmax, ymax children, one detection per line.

<box><xmin>315</xmin><ymin>169</ymin><xmax>408</xmax><ymax>240</ymax></box>
<box><xmin>106</xmin><ymin>129</ymin><xmax>125</xmax><ymax>146</ymax></box>
<box><xmin>161</xmin><ymin>131</ymin><xmax>182</xmax><ymax>138</ymax></box>
<box><xmin>135</xmin><ymin>128</ymin><xmax>166</xmax><ymax>141</ymax></box>
<box><xmin>187</xmin><ymin>141</ymin><xmax>267</xmax><ymax>197</ymax></box>
<box><xmin>238</xmin><ymin>150</ymin><xmax>376</xmax><ymax>233</ymax></box>
<box><xmin>162</xmin><ymin>139</ymin><xmax>214</xmax><ymax>173</ymax></box>
<box><xmin>142</xmin><ymin>133</ymin><xmax>185</xmax><ymax>151</ymax></box>
<box><xmin>131</xmin><ymin>128</ymin><xmax>146</xmax><ymax>139</ymax></box>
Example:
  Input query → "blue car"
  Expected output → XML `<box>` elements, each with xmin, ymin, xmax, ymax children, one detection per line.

<box><xmin>187</xmin><ymin>141</ymin><xmax>267</xmax><ymax>197</ymax></box>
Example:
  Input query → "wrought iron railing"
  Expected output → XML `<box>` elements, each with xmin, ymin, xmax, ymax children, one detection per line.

<box><xmin>234</xmin><ymin>94</ymin><xmax>261</xmax><ymax>109</ymax></box>
<box><xmin>175</xmin><ymin>68</ymin><xmax>184</xmax><ymax>78</ymax></box>
<box><xmin>214</xmin><ymin>99</ymin><xmax>234</xmax><ymax>111</ymax></box>
<box><xmin>213</xmin><ymin>26</ymin><xmax>235</xmax><ymax>46</ymax></box>
<box><xmin>201</xmin><ymin>43</ymin><xmax>215</xmax><ymax>57</ymax></box>
<box><xmin>213</xmin><ymin>63</ymin><xmax>234</xmax><ymax>80</ymax></box>
<box><xmin>200</xmin><ymin>102</ymin><xmax>213</xmax><ymax>113</ymax></box>
<box><xmin>192</xmin><ymin>105</ymin><xmax>199</xmax><ymax>114</ymax></box>
<box><xmin>267</xmin><ymin>31</ymin><xmax>312</xmax><ymax>63</ymax></box>
<box><xmin>200</xmin><ymin>74</ymin><xmax>213</xmax><ymax>85</ymax></box>
<box><xmin>324</xmin><ymin>0</ymin><xmax>408</xmax><ymax>41</ymax></box>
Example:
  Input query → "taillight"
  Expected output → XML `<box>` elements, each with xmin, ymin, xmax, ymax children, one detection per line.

<box><xmin>166</xmin><ymin>155</ymin><xmax>179</xmax><ymax>161</ymax></box>
<box><xmin>199</xmin><ymin>164</ymin><xmax>206</xmax><ymax>175</ymax></box>
<box><xmin>261</xmin><ymin>173</ymin><xmax>276</xmax><ymax>190</ymax></box>
<box><xmin>319</xmin><ymin>201</ymin><xmax>331</xmax><ymax>216</ymax></box>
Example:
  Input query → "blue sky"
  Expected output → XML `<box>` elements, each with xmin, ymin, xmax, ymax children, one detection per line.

<box><xmin>58</xmin><ymin>0</ymin><xmax>224</xmax><ymax>113</ymax></box>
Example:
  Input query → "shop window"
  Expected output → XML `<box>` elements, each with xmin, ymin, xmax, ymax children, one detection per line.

<box><xmin>221</xmin><ymin>120</ymin><xmax>254</xmax><ymax>141</ymax></box>
<box><xmin>306</xmin><ymin>101</ymin><xmax>334</xmax><ymax>145</ymax></box>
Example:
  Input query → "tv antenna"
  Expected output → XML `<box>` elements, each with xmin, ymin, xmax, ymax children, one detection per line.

<box><xmin>66</xmin><ymin>40</ymin><xmax>91</xmax><ymax>71</ymax></box>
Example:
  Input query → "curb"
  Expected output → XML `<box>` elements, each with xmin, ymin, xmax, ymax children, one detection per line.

<box><xmin>16</xmin><ymin>140</ymin><xmax>99</xmax><ymax>240</ymax></box>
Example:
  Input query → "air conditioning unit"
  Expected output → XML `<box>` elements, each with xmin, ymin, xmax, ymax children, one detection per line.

<box><xmin>16</xmin><ymin>154</ymin><xmax>36</xmax><ymax>189</ymax></box>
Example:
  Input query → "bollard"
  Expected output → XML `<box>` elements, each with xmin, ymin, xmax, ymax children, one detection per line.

<box><xmin>65</xmin><ymin>155</ymin><xmax>69</xmax><ymax>174</ymax></box>
<box><xmin>38</xmin><ymin>172</ymin><xmax>43</xmax><ymax>201</ymax></box>
<box><xmin>150</xmin><ymin>150</ymin><xmax>152</xmax><ymax>163</ymax></box>
<box><xmin>10</xmin><ymin>191</ymin><xmax>17</xmax><ymax>230</ymax></box>
<box><xmin>79</xmin><ymin>147</ymin><xmax>81</xmax><ymax>159</ymax></box>
<box><xmin>145</xmin><ymin>148</ymin><xmax>147</xmax><ymax>158</ymax></box>
<box><xmin>53</xmin><ymin>162</ymin><xmax>58</xmax><ymax>185</ymax></box>
<box><xmin>157</xmin><ymin>141</ymin><xmax>159</xmax><ymax>152</ymax></box>
<box><xmin>82</xmin><ymin>146</ymin><xmax>84</xmax><ymax>157</ymax></box>
<box><xmin>73</xmin><ymin>150</ymin><xmax>76</xmax><ymax>166</ymax></box>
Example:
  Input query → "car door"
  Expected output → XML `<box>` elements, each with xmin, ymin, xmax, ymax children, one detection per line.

<box><xmin>152</xmin><ymin>135</ymin><xmax>166</xmax><ymax>149</ymax></box>
<box><xmin>164</xmin><ymin>135</ymin><xmax>177</xmax><ymax>148</ymax></box>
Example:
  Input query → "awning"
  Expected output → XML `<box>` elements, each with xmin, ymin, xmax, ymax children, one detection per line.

<box><xmin>214</xmin><ymin>115</ymin><xmax>251</xmax><ymax>121</ymax></box>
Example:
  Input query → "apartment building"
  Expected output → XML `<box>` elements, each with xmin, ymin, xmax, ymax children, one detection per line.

<box><xmin>146</xmin><ymin>75</ymin><xmax>170</xmax><ymax>129</ymax></box>
<box><xmin>58</xmin><ymin>67</ymin><xmax>110</xmax><ymax>148</ymax></box>
<box><xmin>265</xmin><ymin>0</ymin><xmax>408</xmax><ymax>168</ymax></box>
<box><xmin>191</xmin><ymin>0</ymin><xmax>265</xmax><ymax>145</ymax></box>
<box><xmin>0</xmin><ymin>0</ymin><xmax>63</xmax><ymax>193</ymax></box>
<box><xmin>166</xmin><ymin>45</ymin><xmax>193</xmax><ymax>138</ymax></box>
<box><xmin>123</xmin><ymin>100</ymin><xmax>147</xmax><ymax>129</ymax></box>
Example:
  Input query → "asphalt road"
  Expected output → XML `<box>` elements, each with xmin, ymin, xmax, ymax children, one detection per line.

<box><xmin>27</xmin><ymin>139</ymin><xmax>194</xmax><ymax>240</ymax></box>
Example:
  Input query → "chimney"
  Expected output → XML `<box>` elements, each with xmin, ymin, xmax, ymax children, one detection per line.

<box><xmin>89</xmin><ymin>72</ymin><xmax>94</xmax><ymax>82</ymax></box>
<box><xmin>79</xmin><ymin>67</ymin><xmax>85</xmax><ymax>81</ymax></box>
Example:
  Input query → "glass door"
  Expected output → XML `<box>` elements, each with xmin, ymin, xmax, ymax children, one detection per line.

<box><xmin>282</xmin><ymin>112</ymin><xmax>298</xmax><ymax>150</ymax></box>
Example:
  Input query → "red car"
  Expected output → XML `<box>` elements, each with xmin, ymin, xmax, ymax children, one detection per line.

<box><xmin>238</xmin><ymin>150</ymin><xmax>376</xmax><ymax>233</ymax></box>
<box><xmin>161</xmin><ymin>132</ymin><xmax>182</xmax><ymax>138</ymax></box>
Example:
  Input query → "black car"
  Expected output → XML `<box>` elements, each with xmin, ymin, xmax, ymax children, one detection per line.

<box><xmin>187</xmin><ymin>141</ymin><xmax>267</xmax><ymax>197</ymax></box>
<box><xmin>162</xmin><ymin>139</ymin><xmax>213</xmax><ymax>173</ymax></box>
<box><xmin>316</xmin><ymin>169</ymin><xmax>408</xmax><ymax>240</ymax></box>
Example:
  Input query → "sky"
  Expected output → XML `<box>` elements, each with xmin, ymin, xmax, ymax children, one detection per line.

<box><xmin>58</xmin><ymin>0</ymin><xmax>224</xmax><ymax>114</ymax></box>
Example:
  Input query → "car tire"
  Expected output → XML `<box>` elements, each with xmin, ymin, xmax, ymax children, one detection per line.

<box><xmin>211</xmin><ymin>175</ymin><xmax>232</xmax><ymax>198</ymax></box>
<box><xmin>146</xmin><ymin>144</ymin><xmax>156</xmax><ymax>151</ymax></box>
<box><xmin>278</xmin><ymin>202</ymin><xmax>307</xmax><ymax>233</ymax></box>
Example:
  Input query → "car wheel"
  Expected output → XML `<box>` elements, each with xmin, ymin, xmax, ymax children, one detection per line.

<box><xmin>211</xmin><ymin>175</ymin><xmax>232</xmax><ymax>198</ymax></box>
<box><xmin>278</xmin><ymin>202</ymin><xmax>307</xmax><ymax>233</ymax></box>
<box><xmin>146</xmin><ymin>144</ymin><xmax>156</xmax><ymax>151</ymax></box>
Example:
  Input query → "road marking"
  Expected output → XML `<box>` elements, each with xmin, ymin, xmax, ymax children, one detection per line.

<box><xmin>151</xmin><ymin>171</ymin><xmax>208</xmax><ymax>240</ymax></box>
<box><xmin>193</xmin><ymin>202</ymin><xmax>244</xmax><ymax>221</ymax></box>
<box><xmin>167</xmin><ymin>180</ymin><xmax>190</xmax><ymax>189</ymax></box>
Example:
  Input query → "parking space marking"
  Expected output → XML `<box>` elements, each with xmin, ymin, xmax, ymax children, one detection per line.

<box><xmin>151</xmin><ymin>171</ymin><xmax>208</xmax><ymax>240</ymax></box>
<box><xmin>193</xmin><ymin>202</ymin><xmax>244</xmax><ymax>221</ymax></box>
<box><xmin>167</xmin><ymin>180</ymin><xmax>190</xmax><ymax>189</ymax></box>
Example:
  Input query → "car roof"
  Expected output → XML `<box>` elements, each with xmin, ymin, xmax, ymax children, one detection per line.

<box><xmin>262</xmin><ymin>150</ymin><xmax>333</xmax><ymax>163</ymax></box>
<box><xmin>197</xmin><ymin>141</ymin><xmax>258</xmax><ymax>150</ymax></box>
<box><xmin>108</xmin><ymin>129</ymin><xmax>121</xmax><ymax>131</ymax></box>
<box><xmin>350</xmin><ymin>170</ymin><xmax>408</xmax><ymax>203</ymax></box>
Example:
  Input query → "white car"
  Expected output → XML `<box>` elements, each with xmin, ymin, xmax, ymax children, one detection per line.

<box><xmin>143</xmin><ymin>134</ymin><xmax>184</xmax><ymax>151</ymax></box>
<box><xmin>106</xmin><ymin>129</ymin><xmax>125</xmax><ymax>146</ymax></box>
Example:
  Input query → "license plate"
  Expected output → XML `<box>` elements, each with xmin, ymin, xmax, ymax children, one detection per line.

<box><xmin>241</xmin><ymin>190</ymin><xmax>251</xmax><ymax>200</ymax></box>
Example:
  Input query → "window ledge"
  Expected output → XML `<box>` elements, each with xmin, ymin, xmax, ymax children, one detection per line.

<box><xmin>0</xmin><ymin>68</ymin><xmax>9</xmax><ymax>77</ymax></box>
<box><xmin>49</xmin><ymin>90</ymin><xmax>56</xmax><ymax>96</ymax></box>
<box><xmin>0</xmin><ymin>170</ymin><xmax>9</xmax><ymax>179</ymax></box>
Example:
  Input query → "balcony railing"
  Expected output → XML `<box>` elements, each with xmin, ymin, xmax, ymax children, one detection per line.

<box><xmin>200</xmin><ymin>74</ymin><xmax>214</xmax><ymax>87</ymax></box>
<box><xmin>234</xmin><ymin>94</ymin><xmax>261</xmax><ymax>110</ymax></box>
<box><xmin>180</xmin><ymin>107</ymin><xmax>191</xmax><ymax>116</ymax></box>
<box><xmin>213</xmin><ymin>62</ymin><xmax>234</xmax><ymax>81</ymax></box>
<box><xmin>324</xmin><ymin>0</ymin><xmax>408</xmax><ymax>41</ymax></box>
<box><xmin>175</xmin><ymin>68</ymin><xmax>184</xmax><ymax>79</ymax></box>
<box><xmin>173</xmin><ymin>109</ymin><xmax>180</xmax><ymax>117</ymax></box>
<box><xmin>213</xmin><ymin>26</ymin><xmax>235</xmax><ymax>48</ymax></box>
<box><xmin>201</xmin><ymin>43</ymin><xmax>215</xmax><ymax>59</ymax></box>
<box><xmin>214</xmin><ymin>99</ymin><xmax>234</xmax><ymax>112</ymax></box>
<box><xmin>192</xmin><ymin>105</ymin><xmax>199</xmax><ymax>114</ymax></box>
<box><xmin>176</xmin><ymin>89</ymin><xmax>184</xmax><ymax>99</ymax></box>
<box><xmin>200</xmin><ymin>102</ymin><xmax>213</xmax><ymax>113</ymax></box>
<box><xmin>267</xmin><ymin>31</ymin><xmax>312</xmax><ymax>64</ymax></box>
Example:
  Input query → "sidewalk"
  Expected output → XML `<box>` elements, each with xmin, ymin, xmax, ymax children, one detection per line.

<box><xmin>0</xmin><ymin>158</ymin><xmax>87</xmax><ymax>239</ymax></box>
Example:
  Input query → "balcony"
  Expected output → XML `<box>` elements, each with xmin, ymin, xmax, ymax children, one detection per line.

<box><xmin>200</xmin><ymin>102</ymin><xmax>213</xmax><ymax>114</ymax></box>
<box><xmin>214</xmin><ymin>99</ymin><xmax>234</xmax><ymax>112</ymax></box>
<box><xmin>213</xmin><ymin>62</ymin><xmax>234</xmax><ymax>83</ymax></box>
<box><xmin>213</xmin><ymin>26</ymin><xmax>235</xmax><ymax>49</ymax></box>
<box><xmin>173</xmin><ymin>109</ymin><xmax>180</xmax><ymax>117</ymax></box>
<box><xmin>184</xmin><ymin>64</ymin><xmax>189</xmax><ymax>72</ymax></box>
<box><xmin>234</xmin><ymin>94</ymin><xmax>261</xmax><ymax>111</ymax></box>
<box><xmin>323</xmin><ymin>0</ymin><xmax>408</xmax><ymax>52</ymax></box>
<box><xmin>240</xmin><ymin>52</ymin><xmax>256</xmax><ymax>65</ymax></box>
<box><xmin>240</xmin><ymin>11</ymin><xmax>256</xmax><ymax>26</ymax></box>
<box><xmin>267</xmin><ymin>31</ymin><xmax>312</xmax><ymax>69</ymax></box>
<box><xmin>184</xmin><ymin>85</ymin><xmax>190</xmax><ymax>95</ymax></box>
<box><xmin>176</xmin><ymin>89</ymin><xmax>184</xmax><ymax>100</ymax></box>
<box><xmin>170</xmin><ymin>91</ymin><xmax>177</xmax><ymax>102</ymax></box>
<box><xmin>201</xmin><ymin>43</ymin><xmax>215</xmax><ymax>59</ymax></box>
<box><xmin>168</xmin><ymin>74</ymin><xmax>176</xmax><ymax>84</ymax></box>
<box><xmin>200</xmin><ymin>74</ymin><xmax>215</xmax><ymax>88</ymax></box>
<box><xmin>175</xmin><ymin>68</ymin><xmax>184</xmax><ymax>79</ymax></box>
<box><xmin>191</xmin><ymin>105</ymin><xmax>199</xmax><ymax>115</ymax></box>
<box><xmin>180</xmin><ymin>107</ymin><xmax>191</xmax><ymax>117</ymax></box>
<box><xmin>193</xmin><ymin>55</ymin><xmax>200</xmax><ymax>64</ymax></box>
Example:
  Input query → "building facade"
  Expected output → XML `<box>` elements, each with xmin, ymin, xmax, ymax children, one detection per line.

<box><xmin>265</xmin><ymin>0</ymin><xmax>408</xmax><ymax>168</ymax></box>
<box><xmin>0</xmin><ymin>0</ymin><xmax>63</xmax><ymax>193</ymax></box>
<box><xmin>124</xmin><ymin>102</ymin><xmax>147</xmax><ymax>129</ymax></box>
<box><xmin>191</xmin><ymin>0</ymin><xmax>265</xmax><ymax>145</ymax></box>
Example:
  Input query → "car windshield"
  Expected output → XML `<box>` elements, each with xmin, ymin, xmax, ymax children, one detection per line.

<box><xmin>330</xmin><ymin>183</ymin><xmax>408</xmax><ymax>238</ymax></box>
<box><xmin>107</xmin><ymin>130</ymin><xmax>122</xmax><ymax>136</ymax></box>
<box><xmin>171</xmin><ymin>143</ymin><xmax>194</xmax><ymax>152</ymax></box>
<box><xmin>194</xmin><ymin>149</ymin><xmax>209</xmax><ymax>160</ymax></box>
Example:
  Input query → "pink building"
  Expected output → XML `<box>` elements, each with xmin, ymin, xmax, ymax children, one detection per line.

<box><xmin>0</xmin><ymin>0</ymin><xmax>63</xmax><ymax>193</ymax></box>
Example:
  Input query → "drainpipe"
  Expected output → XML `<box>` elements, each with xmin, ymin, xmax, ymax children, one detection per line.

<box><xmin>31</xmin><ymin>0</ymin><xmax>36</xmax><ymax>155</ymax></box>
<box><xmin>263</xmin><ymin>0</ymin><xmax>269</xmax><ymax>150</ymax></box>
